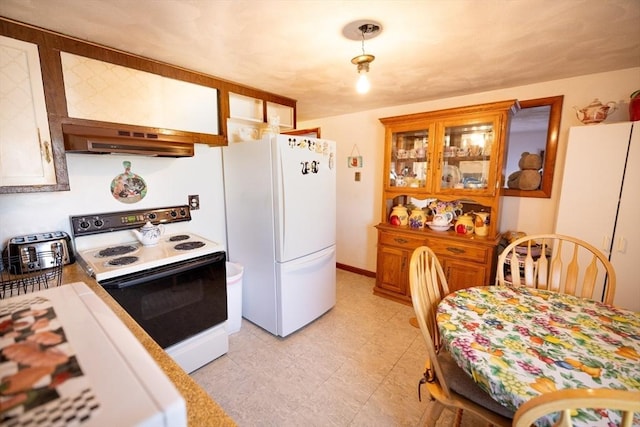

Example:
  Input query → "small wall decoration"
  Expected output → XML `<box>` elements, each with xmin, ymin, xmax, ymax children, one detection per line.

<box><xmin>347</xmin><ymin>144</ymin><xmax>363</xmax><ymax>168</ymax></box>
<box><xmin>110</xmin><ymin>160</ymin><xmax>147</xmax><ymax>203</ymax></box>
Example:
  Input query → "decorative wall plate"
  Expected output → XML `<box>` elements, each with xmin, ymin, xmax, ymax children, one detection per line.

<box><xmin>110</xmin><ymin>161</ymin><xmax>147</xmax><ymax>203</ymax></box>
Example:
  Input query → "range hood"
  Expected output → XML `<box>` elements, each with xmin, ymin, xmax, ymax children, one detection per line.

<box><xmin>63</xmin><ymin>123</ymin><xmax>195</xmax><ymax>157</ymax></box>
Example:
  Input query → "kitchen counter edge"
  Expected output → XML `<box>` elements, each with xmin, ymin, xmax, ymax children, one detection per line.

<box><xmin>62</xmin><ymin>263</ymin><xmax>236</xmax><ymax>427</ymax></box>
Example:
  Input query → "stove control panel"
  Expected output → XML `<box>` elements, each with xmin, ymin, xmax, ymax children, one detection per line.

<box><xmin>70</xmin><ymin>205</ymin><xmax>191</xmax><ymax>236</ymax></box>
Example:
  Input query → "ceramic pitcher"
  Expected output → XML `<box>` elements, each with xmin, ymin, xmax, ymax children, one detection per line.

<box><xmin>474</xmin><ymin>212</ymin><xmax>490</xmax><ymax>237</ymax></box>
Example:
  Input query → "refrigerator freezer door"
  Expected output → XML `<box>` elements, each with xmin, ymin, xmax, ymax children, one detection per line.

<box><xmin>274</xmin><ymin>136</ymin><xmax>336</xmax><ymax>262</ymax></box>
<box><xmin>276</xmin><ymin>245</ymin><xmax>336</xmax><ymax>336</ymax></box>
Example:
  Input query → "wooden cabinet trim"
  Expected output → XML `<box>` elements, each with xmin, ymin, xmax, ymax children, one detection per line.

<box><xmin>0</xmin><ymin>17</ymin><xmax>296</xmax><ymax>192</ymax></box>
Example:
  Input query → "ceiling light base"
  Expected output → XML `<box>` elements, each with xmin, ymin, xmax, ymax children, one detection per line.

<box><xmin>342</xmin><ymin>20</ymin><xmax>383</xmax><ymax>41</ymax></box>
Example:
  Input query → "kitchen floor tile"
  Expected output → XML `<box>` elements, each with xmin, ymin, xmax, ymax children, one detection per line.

<box><xmin>191</xmin><ymin>269</ymin><xmax>485</xmax><ymax>426</ymax></box>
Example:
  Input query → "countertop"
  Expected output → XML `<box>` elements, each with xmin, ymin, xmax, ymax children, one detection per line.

<box><xmin>62</xmin><ymin>263</ymin><xmax>236</xmax><ymax>427</ymax></box>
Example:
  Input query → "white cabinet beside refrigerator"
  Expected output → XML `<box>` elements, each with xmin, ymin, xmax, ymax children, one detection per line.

<box><xmin>223</xmin><ymin>134</ymin><xmax>337</xmax><ymax>336</ymax></box>
<box><xmin>555</xmin><ymin>122</ymin><xmax>639</xmax><ymax>311</ymax></box>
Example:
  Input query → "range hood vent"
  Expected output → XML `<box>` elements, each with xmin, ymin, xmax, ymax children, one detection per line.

<box><xmin>63</xmin><ymin>124</ymin><xmax>195</xmax><ymax>157</ymax></box>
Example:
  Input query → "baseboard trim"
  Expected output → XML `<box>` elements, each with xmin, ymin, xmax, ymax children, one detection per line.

<box><xmin>336</xmin><ymin>263</ymin><xmax>376</xmax><ymax>278</ymax></box>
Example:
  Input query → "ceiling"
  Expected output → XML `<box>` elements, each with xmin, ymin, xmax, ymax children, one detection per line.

<box><xmin>1</xmin><ymin>0</ymin><xmax>639</xmax><ymax>122</ymax></box>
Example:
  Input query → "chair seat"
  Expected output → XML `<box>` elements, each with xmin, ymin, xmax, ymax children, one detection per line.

<box><xmin>438</xmin><ymin>350</ymin><xmax>515</xmax><ymax>419</ymax></box>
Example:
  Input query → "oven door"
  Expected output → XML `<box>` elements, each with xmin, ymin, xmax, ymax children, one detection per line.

<box><xmin>100</xmin><ymin>251</ymin><xmax>227</xmax><ymax>349</ymax></box>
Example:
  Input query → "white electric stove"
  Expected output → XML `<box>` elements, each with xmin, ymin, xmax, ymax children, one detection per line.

<box><xmin>70</xmin><ymin>206</ymin><xmax>229</xmax><ymax>374</ymax></box>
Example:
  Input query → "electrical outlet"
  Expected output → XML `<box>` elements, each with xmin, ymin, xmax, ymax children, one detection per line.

<box><xmin>189</xmin><ymin>195</ymin><xmax>200</xmax><ymax>210</ymax></box>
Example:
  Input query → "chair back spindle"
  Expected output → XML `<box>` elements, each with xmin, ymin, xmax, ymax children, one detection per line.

<box><xmin>496</xmin><ymin>234</ymin><xmax>616</xmax><ymax>305</ymax></box>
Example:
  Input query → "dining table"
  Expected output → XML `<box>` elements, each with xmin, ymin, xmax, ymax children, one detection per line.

<box><xmin>436</xmin><ymin>285</ymin><xmax>640</xmax><ymax>427</ymax></box>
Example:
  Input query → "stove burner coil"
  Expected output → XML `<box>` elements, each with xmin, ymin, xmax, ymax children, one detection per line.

<box><xmin>169</xmin><ymin>235</ymin><xmax>190</xmax><ymax>242</ymax></box>
<box><xmin>97</xmin><ymin>245</ymin><xmax>138</xmax><ymax>257</ymax></box>
<box><xmin>174</xmin><ymin>241</ymin><xmax>205</xmax><ymax>250</ymax></box>
<box><xmin>107</xmin><ymin>256</ymin><xmax>139</xmax><ymax>266</ymax></box>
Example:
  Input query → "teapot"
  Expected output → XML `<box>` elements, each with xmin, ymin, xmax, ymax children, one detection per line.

<box><xmin>132</xmin><ymin>221</ymin><xmax>165</xmax><ymax>246</ymax></box>
<box><xmin>574</xmin><ymin>98</ymin><xmax>617</xmax><ymax>125</ymax></box>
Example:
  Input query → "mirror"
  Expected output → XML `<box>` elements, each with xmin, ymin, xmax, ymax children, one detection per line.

<box><xmin>502</xmin><ymin>95</ymin><xmax>563</xmax><ymax>198</ymax></box>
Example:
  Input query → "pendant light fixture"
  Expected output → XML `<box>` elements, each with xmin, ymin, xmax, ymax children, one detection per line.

<box><xmin>348</xmin><ymin>22</ymin><xmax>381</xmax><ymax>94</ymax></box>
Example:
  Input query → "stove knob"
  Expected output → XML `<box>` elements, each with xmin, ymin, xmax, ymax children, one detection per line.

<box><xmin>148</xmin><ymin>213</ymin><xmax>157</xmax><ymax>220</ymax></box>
<box><xmin>94</xmin><ymin>219</ymin><xmax>104</xmax><ymax>228</ymax></box>
<box><xmin>79</xmin><ymin>220</ymin><xmax>90</xmax><ymax>229</ymax></box>
<box><xmin>170</xmin><ymin>211</ymin><xmax>177</xmax><ymax>218</ymax></box>
<box><xmin>179</xmin><ymin>208</ymin><xmax>187</xmax><ymax>216</ymax></box>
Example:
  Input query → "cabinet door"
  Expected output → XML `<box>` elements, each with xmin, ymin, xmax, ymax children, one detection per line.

<box><xmin>434</xmin><ymin>115</ymin><xmax>501</xmax><ymax>196</ymax></box>
<box><xmin>609</xmin><ymin>123</ymin><xmax>640</xmax><ymax>311</ymax></box>
<box><xmin>0</xmin><ymin>36</ymin><xmax>56</xmax><ymax>186</ymax></box>
<box><xmin>555</xmin><ymin>123</ymin><xmax>632</xmax><ymax>302</ymax></box>
<box><xmin>442</xmin><ymin>257</ymin><xmax>487</xmax><ymax>292</ymax></box>
<box><xmin>386</xmin><ymin>124</ymin><xmax>433</xmax><ymax>192</ymax></box>
<box><xmin>61</xmin><ymin>52</ymin><xmax>219</xmax><ymax>135</ymax></box>
<box><xmin>376</xmin><ymin>245</ymin><xmax>409</xmax><ymax>295</ymax></box>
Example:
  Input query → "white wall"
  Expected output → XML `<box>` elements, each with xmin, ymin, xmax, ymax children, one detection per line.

<box><xmin>300</xmin><ymin>67</ymin><xmax>640</xmax><ymax>273</ymax></box>
<box><xmin>0</xmin><ymin>144</ymin><xmax>227</xmax><ymax>248</ymax></box>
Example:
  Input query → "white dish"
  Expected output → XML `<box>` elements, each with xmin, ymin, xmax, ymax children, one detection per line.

<box><xmin>426</xmin><ymin>222</ymin><xmax>453</xmax><ymax>232</ymax></box>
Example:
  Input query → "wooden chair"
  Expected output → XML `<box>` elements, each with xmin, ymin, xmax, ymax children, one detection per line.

<box><xmin>495</xmin><ymin>233</ymin><xmax>616</xmax><ymax>305</ymax></box>
<box><xmin>512</xmin><ymin>388</ymin><xmax>640</xmax><ymax>427</ymax></box>
<box><xmin>409</xmin><ymin>246</ymin><xmax>513</xmax><ymax>427</ymax></box>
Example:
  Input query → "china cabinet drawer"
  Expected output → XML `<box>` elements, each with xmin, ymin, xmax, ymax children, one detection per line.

<box><xmin>426</xmin><ymin>239</ymin><xmax>489</xmax><ymax>264</ymax></box>
<box><xmin>379</xmin><ymin>232</ymin><xmax>425</xmax><ymax>249</ymax></box>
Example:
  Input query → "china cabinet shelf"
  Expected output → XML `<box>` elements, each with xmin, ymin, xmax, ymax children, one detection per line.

<box><xmin>375</xmin><ymin>100</ymin><xmax>518</xmax><ymax>303</ymax></box>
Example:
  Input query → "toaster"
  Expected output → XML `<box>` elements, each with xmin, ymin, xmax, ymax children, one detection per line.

<box><xmin>3</xmin><ymin>231</ymin><xmax>75</xmax><ymax>273</ymax></box>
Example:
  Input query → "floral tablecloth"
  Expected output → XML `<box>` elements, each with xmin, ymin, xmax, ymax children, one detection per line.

<box><xmin>437</xmin><ymin>286</ymin><xmax>640</xmax><ymax>427</ymax></box>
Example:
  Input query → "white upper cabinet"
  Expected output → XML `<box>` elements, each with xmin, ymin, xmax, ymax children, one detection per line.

<box><xmin>229</xmin><ymin>92</ymin><xmax>264</xmax><ymax>123</ymax></box>
<box><xmin>267</xmin><ymin>101</ymin><xmax>294</xmax><ymax>130</ymax></box>
<box><xmin>61</xmin><ymin>52</ymin><xmax>219</xmax><ymax>135</ymax></box>
<box><xmin>228</xmin><ymin>93</ymin><xmax>295</xmax><ymax>130</ymax></box>
<box><xmin>0</xmin><ymin>35</ymin><xmax>57</xmax><ymax>186</ymax></box>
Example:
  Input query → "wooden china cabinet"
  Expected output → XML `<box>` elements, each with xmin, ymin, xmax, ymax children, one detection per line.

<box><xmin>375</xmin><ymin>100</ymin><xmax>519</xmax><ymax>304</ymax></box>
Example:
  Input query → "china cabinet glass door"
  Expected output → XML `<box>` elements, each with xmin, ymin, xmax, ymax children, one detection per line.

<box><xmin>389</xmin><ymin>128</ymin><xmax>430</xmax><ymax>190</ymax></box>
<box><xmin>436</xmin><ymin>120</ymin><xmax>496</xmax><ymax>195</ymax></box>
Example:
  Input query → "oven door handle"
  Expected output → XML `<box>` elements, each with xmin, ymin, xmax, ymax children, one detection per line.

<box><xmin>100</xmin><ymin>251</ymin><xmax>226</xmax><ymax>289</ymax></box>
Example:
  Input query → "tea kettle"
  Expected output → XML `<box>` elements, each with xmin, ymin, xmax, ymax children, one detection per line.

<box><xmin>132</xmin><ymin>221</ymin><xmax>165</xmax><ymax>246</ymax></box>
<box><xmin>574</xmin><ymin>98</ymin><xmax>617</xmax><ymax>125</ymax></box>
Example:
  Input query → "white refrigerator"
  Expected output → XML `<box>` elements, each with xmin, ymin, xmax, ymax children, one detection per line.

<box><xmin>222</xmin><ymin>134</ymin><xmax>336</xmax><ymax>336</ymax></box>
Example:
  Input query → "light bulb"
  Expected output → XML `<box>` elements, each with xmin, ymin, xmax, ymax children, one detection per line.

<box><xmin>356</xmin><ymin>72</ymin><xmax>370</xmax><ymax>94</ymax></box>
